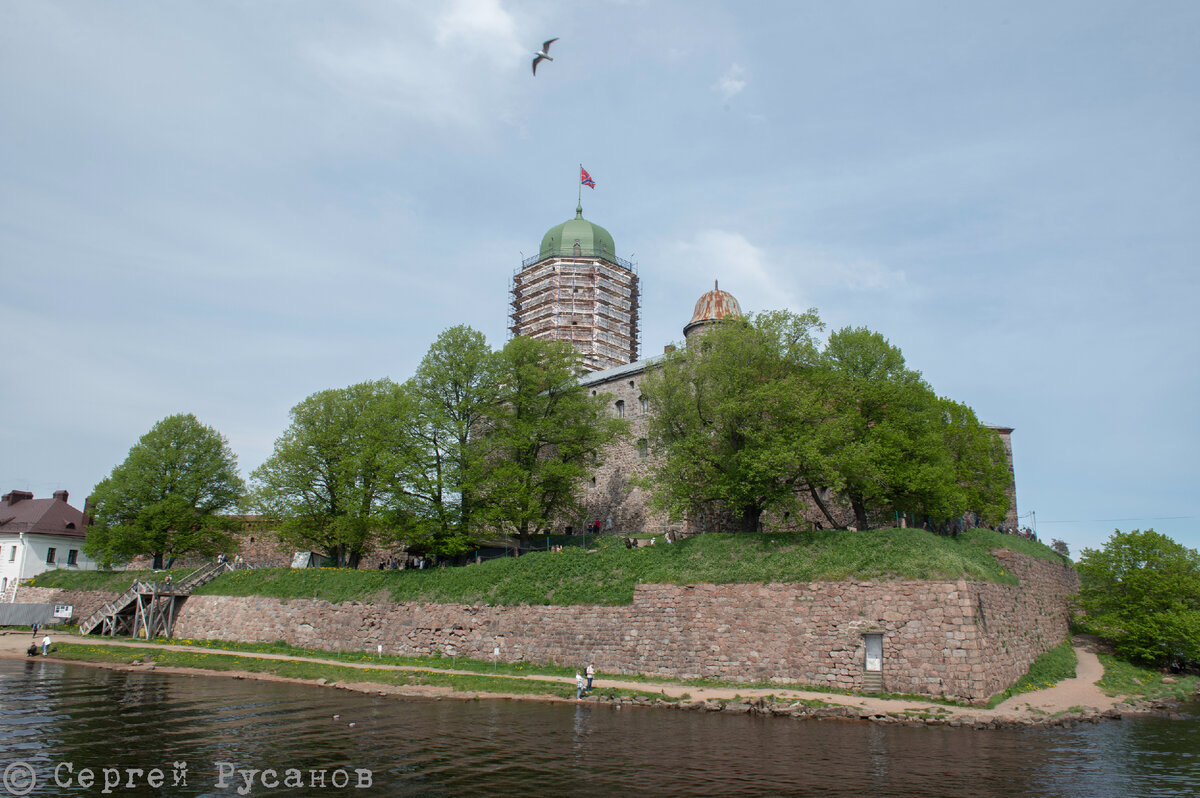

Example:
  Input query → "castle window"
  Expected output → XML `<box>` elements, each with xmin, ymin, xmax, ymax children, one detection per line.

<box><xmin>46</xmin><ymin>547</ymin><xmax>56</xmax><ymax>565</ymax></box>
<box><xmin>590</xmin><ymin>477</ymin><xmax>597</xmax><ymax>488</ymax></box>
<box><xmin>640</xmin><ymin>395</ymin><xmax>648</xmax><ymax>413</ymax></box>
<box><xmin>8</xmin><ymin>546</ymin><xmax>15</xmax><ymax>562</ymax></box>
<box><xmin>574</xmin><ymin>240</ymin><xmax>581</xmax><ymax>256</ymax></box>
<box><xmin>637</xmin><ymin>439</ymin><xmax>649</xmax><ymax>460</ymax></box>
<box><xmin>628</xmin><ymin>380</ymin><xmax>635</xmax><ymax>388</ymax></box>
<box><xmin>67</xmin><ymin>549</ymin><xmax>78</xmax><ymax>566</ymax></box>
<box><xmin>615</xmin><ymin>400</ymin><xmax>625</xmax><ymax>418</ymax></box>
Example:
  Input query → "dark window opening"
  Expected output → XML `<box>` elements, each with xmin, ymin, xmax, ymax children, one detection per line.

<box><xmin>67</xmin><ymin>550</ymin><xmax>78</xmax><ymax>566</ymax></box>
<box><xmin>45</xmin><ymin>547</ymin><xmax>56</xmax><ymax>565</ymax></box>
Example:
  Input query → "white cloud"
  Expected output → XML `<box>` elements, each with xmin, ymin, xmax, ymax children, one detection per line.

<box><xmin>435</xmin><ymin>0</ymin><xmax>521</xmax><ymax>57</ymax></box>
<box><xmin>660</xmin><ymin>229</ymin><xmax>906</xmax><ymax>319</ymax></box>
<box><xmin>305</xmin><ymin>0</ymin><xmax>524</xmax><ymax>130</ymax></box>
<box><xmin>712</xmin><ymin>63</ymin><xmax>747</xmax><ymax>100</ymax></box>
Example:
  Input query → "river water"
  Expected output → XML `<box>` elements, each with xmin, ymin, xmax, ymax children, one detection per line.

<box><xmin>0</xmin><ymin>659</ymin><xmax>1196</xmax><ymax>797</ymax></box>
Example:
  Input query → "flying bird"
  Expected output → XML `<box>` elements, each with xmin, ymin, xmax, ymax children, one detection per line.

<box><xmin>532</xmin><ymin>38</ymin><xmax>558</xmax><ymax>76</ymax></box>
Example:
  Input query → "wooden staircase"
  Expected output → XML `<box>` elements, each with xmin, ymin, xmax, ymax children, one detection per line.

<box><xmin>79</xmin><ymin>559</ymin><xmax>231</xmax><ymax>639</ymax></box>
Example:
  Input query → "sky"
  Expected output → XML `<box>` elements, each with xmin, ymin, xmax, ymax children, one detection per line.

<box><xmin>2</xmin><ymin>1</ymin><xmax>1197</xmax><ymax>556</ymax></box>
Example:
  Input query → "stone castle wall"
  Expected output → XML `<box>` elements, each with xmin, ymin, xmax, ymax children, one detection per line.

<box><xmin>20</xmin><ymin>553</ymin><xmax>1074</xmax><ymax>702</ymax></box>
<box><xmin>69</xmin><ymin>552</ymin><xmax>1068</xmax><ymax>702</ymax></box>
<box><xmin>15</xmin><ymin>586</ymin><xmax>122</xmax><ymax>624</ymax></box>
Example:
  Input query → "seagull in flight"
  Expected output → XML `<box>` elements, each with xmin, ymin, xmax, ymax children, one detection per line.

<box><xmin>532</xmin><ymin>38</ymin><xmax>558</xmax><ymax>76</ymax></box>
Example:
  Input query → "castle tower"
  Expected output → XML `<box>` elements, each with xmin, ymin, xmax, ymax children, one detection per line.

<box><xmin>510</xmin><ymin>204</ymin><xmax>639</xmax><ymax>372</ymax></box>
<box><xmin>683</xmin><ymin>280</ymin><xmax>742</xmax><ymax>341</ymax></box>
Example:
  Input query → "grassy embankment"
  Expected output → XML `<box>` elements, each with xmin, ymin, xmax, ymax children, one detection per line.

<box><xmin>984</xmin><ymin>640</ymin><xmax>1077</xmax><ymax>708</ymax></box>
<box><xmin>30</xmin><ymin>528</ymin><xmax>1065</xmax><ymax>606</ymax></box>
<box><xmin>1096</xmin><ymin>655</ymin><xmax>1200</xmax><ymax>701</ymax></box>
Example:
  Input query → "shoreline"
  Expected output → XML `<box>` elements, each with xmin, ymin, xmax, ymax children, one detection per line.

<box><xmin>3</xmin><ymin>633</ymin><xmax>1193</xmax><ymax>729</ymax></box>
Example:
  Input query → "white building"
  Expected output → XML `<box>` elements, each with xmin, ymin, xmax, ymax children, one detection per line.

<box><xmin>0</xmin><ymin>489</ymin><xmax>97</xmax><ymax>602</ymax></box>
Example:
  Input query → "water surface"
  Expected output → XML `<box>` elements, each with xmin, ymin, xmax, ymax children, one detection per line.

<box><xmin>0</xmin><ymin>659</ymin><xmax>1195</xmax><ymax>796</ymax></box>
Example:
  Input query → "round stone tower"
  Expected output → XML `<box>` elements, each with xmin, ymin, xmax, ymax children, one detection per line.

<box><xmin>510</xmin><ymin>204</ymin><xmax>640</xmax><ymax>372</ymax></box>
<box><xmin>683</xmin><ymin>280</ymin><xmax>742</xmax><ymax>340</ymax></box>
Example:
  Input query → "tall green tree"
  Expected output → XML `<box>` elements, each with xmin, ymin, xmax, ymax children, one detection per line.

<box><xmin>474</xmin><ymin>336</ymin><xmax>628</xmax><ymax>544</ymax></box>
<box><xmin>85</xmin><ymin>413</ymin><xmax>244</xmax><ymax>568</ymax></box>
<box><xmin>814</xmin><ymin>327</ymin><xmax>1008</xmax><ymax>530</ymax></box>
<box><xmin>642</xmin><ymin>309</ymin><xmax>826</xmax><ymax>532</ymax></box>
<box><xmin>1077</xmin><ymin>529</ymin><xmax>1200</xmax><ymax>667</ymax></box>
<box><xmin>251</xmin><ymin>379</ymin><xmax>404</xmax><ymax>568</ymax></box>
<box><xmin>392</xmin><ymin>325</ymin><xmax>499</xmax><ymax>557</ymax></box>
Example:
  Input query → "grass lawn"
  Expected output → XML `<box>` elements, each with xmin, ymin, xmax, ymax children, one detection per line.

<box><xmin>26</xmin><ymin>568</ymin><xmax>202</xmax><ymax>593</ymax></box>
<box><xmin>28</xmin><ymin>528</ymin><xmax>1066</xmax><ymax>607</ymax></box>
<box><xmin>1096</xmin><ymin>654</ymin><xmax>1200</xmax><ymax>701</ymax></box>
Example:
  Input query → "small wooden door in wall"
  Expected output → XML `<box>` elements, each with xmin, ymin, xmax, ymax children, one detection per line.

<box><xmin>864</xmin><ymin>634</ymin><xmax>883</xmax><ymax>672</ymax></box>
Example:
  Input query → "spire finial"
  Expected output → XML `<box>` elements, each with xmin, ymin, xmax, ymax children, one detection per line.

<box><xmin>576</xmin><ymin>202</ymin><xmax>583</xmax><ymax>219</ymax></box>
<box><xmin>714</xmin><ymin>279</ymin><xmax>719</xmax><ymax>290</ymax></box>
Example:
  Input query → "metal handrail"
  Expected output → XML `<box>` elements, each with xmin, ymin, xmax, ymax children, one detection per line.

<box><xmin>520</xmin><ymin>250</ymin><xmax>637</xmax><ymax>271</ymax></box>
<box><xmin>79</xmin><ymin>559</ymin><xmax>232</xmax><ymax>635</ymax></box>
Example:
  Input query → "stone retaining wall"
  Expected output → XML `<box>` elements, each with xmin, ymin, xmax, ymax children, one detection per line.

<box><xmin>13</xmin><ymin>586</ymin><xmax>122</xmax><ymax>624</ymax></box>
<box><xmin>23</xmin><ymin>553</ymin><xmax>1077</xmax><ymax>702</ymax></box>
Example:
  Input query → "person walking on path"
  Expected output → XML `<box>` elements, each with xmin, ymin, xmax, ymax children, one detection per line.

<box><xmin>586</xmin><ymin>663</ymin><xmax>595</xmax><ymax>691</ymax></box>
<box><xmin>31</xmin><ymin>622</ymin><xmax>38</xmax><ymax>638</ymax></box>
<box><xmin>41</xmin><ymin>635</ymin><xmax>50</xmax><ymax>656</ymax></box>
<box><xmin>575</xmin><ymin>672</ymin><xmax>585</xmax><ymax>700</ymax></box>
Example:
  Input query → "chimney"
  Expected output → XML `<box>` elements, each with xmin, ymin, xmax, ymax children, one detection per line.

<box><xmin>53</xmin><ymin>490</ymin><xmax>69</xmax><ymax>503</ymax></box>
<box><xmin>2</xmin><ymin>490</ymin><xmax>34</xmax><ymax>506</ymax></box>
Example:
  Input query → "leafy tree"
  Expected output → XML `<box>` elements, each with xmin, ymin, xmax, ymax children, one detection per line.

<box><xmin>814</xmin><ymin>327</ymin><xmax>1008</xmax><ymax>530</ymax></box>
<box><xmin>642</xmin><ymin>309</ymin><xmax>826</xmax><ymax>532</ymax></box>
<box><xmin>392</xmin><ymin>326</ymin><xmax>499</xmax><ymax>557</ymax></box>
<box><xmin>1050</xmin><ymin>538</ymin><xmax>1071</xmax><ymax>557</ymax></box>
<box><xmin>251</xmin><ymin>379</ymin><xmax>404</xmax><ymax>568</ymax></box>
<box><xmin>473</xmin><ymin>335</ymin><xmax>628</xmax><ymax>544</ymax></box>
<box><xmin>1076</xmin><ymin>529</ymin><xmax>1200</xmax><ymax>668</ymax></box>
<box><xmin>85</xmin><ymin>413</ymin><xmax>244</xmax><ymax>568</ymax></box>
<box><xmin>642</xmin><ymin>317</ymin><xmax>1009</xmax><ymax>533</ymax></box>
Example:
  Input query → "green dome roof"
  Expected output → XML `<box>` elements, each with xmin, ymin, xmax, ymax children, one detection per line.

<box><xmin>538</xmin><ymin>204</ymin><xmax>617</xmax><ymax>261</ymax></box>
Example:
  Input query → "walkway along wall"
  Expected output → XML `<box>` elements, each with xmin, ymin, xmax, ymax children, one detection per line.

<box><xmin>18</xmin><ymin>552</ymin><xmax>1076</xmax><ymax>703</ymax></box>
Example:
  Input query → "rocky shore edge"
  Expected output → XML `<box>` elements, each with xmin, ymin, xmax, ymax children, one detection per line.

<box><xmin>568</xmin><ymin>691</ymin><xmax>1198</xmax><ymax>729</ymax></box>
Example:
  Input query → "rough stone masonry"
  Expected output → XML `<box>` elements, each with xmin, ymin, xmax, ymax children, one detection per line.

<box><xmin>20</xmin><ymin>551</ymin><xmax>1076</xmax><ymax>702</ymax></box>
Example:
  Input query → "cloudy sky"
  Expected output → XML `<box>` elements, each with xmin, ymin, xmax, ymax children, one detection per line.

<box><xmin>2</xmin><ymin>1</ymin><xmax>1197</xmax><ymax>555</ymax></box>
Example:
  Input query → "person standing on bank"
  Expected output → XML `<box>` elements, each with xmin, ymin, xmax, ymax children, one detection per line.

<box><xmin>41</xmin><ymin>635</ymin><xmax>51</xmax><ymax>656</ymax></box>
<box><xmin>586</xmin><ymin>663</ymin><xmax>595</xmax><ymax>691</ymax></box>
<box><xmin>575</xmin><ymin>672</ymin><xmax>585</xmax><ymax>699</ymax></box>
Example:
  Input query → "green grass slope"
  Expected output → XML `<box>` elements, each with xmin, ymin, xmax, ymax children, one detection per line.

<box><xmin>28</xmin><ymin>528</ymin><xmax>1065</xmax><ymax>607</ymax></box>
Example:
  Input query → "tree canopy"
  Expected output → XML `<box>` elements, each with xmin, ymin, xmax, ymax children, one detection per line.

<box><xmin>251</xmin><ymin>379</ymin><xmax>403</xmax><ymax>568</ymax></box>
<box><xmin>251</xmin><ymin>328</ymin><xmax>626</xmax><ymax>564</ymax></box>
<box><xmin>642</xmin><ymin>309</ymin><xmax>825</xmax><ymax>532</ymax></box>
<box><xmin>1077</xmin><ymin>529</ymin><xmax>1200</xmax><ymax>668</ymax></box>
<box><xmin>391</xmin><ymin>325</ymin><xmax>499</xmax><ymax>557</ymax></box>
<box><xmin>473</xmin><ymin>335</ymin><xmax>628</xmax><ymax>543</ymax></box>
<box><xmin>641</xmin><ymin>312</ymin><xmax>1010</xmax><ymax>532</ymax></box>
<box><xmin>85</xmin><ymin>413</ymin><xmax>244</xmax><ymax>568</ymax></box>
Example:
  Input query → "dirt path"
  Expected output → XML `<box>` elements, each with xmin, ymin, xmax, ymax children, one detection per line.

<box><xmin>0</xmin><ymin>631</ymin><xmax>1125</xmax><ymax>721</ymax></box>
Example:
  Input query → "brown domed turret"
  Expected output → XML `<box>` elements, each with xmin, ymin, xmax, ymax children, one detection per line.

<box><xmin>683</xmin><ymin>280</ymin><xmax>742</xmax><ymax>340</ymax></box>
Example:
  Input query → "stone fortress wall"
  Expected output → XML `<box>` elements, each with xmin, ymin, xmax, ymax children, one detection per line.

<box><xmin>20</xmin><ymin>551</ymin><xmax>1076</xmax><ymax>703</ymax></box>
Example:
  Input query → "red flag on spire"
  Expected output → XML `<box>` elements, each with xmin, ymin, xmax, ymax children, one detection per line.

<box><xmin>580</xmin><ymin>167</ymin><xmax>596</xmax><ymax>189</ymax></box>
